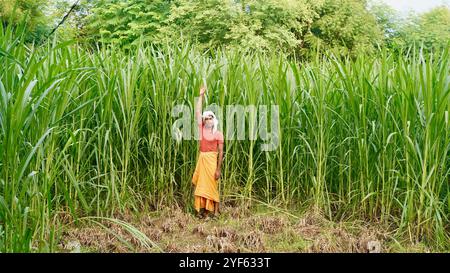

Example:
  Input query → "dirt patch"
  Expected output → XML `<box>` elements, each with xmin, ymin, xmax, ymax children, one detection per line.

<box><xmin>57</xmin><ymin>205</ymin><xmax>397</xmax><ymax>253</ymax></box>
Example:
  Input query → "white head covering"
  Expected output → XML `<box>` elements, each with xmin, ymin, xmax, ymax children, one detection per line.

<box><xmin>202</xmin><ymin>110</ymin><xmax>218</xmax><ymax>134</ymax></box>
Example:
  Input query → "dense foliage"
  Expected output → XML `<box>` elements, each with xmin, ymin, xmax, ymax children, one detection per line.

<box><xmin>0</xmin><ymin>0</ymin><xmax>449</xmax><ymax>252</ymax></box>
<box><xmin>0</xmin><ymin>0</ymin><xmax>50</xmax><ymax>42</ymax></box>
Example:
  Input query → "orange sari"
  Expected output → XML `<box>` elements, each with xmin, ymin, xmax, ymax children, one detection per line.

<box><xmin>192</xmin><ymin>151</ymin><xmax>219</xmax><ymax>212</ymax></box>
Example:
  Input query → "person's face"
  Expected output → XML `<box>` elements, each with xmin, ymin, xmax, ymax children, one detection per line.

<box><xmin>203</xmin><ymin>115</ymin><xmax>214</xmax><ymax>127</ymax></box>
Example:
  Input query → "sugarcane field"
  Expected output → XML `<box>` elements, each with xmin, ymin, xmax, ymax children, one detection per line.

<box><xmin>0</xmin><ymin>0</ymin><xmax>449</xmax><ymax>256</ymax></box>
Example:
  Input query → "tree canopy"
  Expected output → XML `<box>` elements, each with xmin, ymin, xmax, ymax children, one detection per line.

<box><xmin>2</xmin><ymin>0</ymin><xmax>449</xmax><ymax>55</ymax></box>
<box><xmin>0</xmin><ymin>0</ymin><xmax>50</xmax><ymax>41</ymax></box>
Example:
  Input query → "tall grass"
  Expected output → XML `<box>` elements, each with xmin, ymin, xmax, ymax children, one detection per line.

<box><xmin>0</xmin><ymin>24</ymin><xmax>448</xmax><ymax>252</ymax></box>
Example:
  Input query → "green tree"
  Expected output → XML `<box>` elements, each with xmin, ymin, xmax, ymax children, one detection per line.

<box><xmin>0</xmin><ymin>0</ymin><xmax>50</xmax><ymax>41</ymax></box>
<box><xmin>81</xmin><ymin>0</ymin><xmax>387</xmax><ymax>57</ymax></box>
<box><xmin>162</xmin><ymin>0</ymin><xmax>321</xmax><ymax>54</ymax></box>
<box><xmin>83</xmin><ymin>0</ymin><xmax>321</xmax><ymax>54</ymax></box>
<box><xmin>84</xmin><ymin>0</ymin><xmax>171</xmax><ymax>47</ymax></box>
<box><xmin>368</xmin><ymin>1</ymin><xmax>400</xmax><ymax>48</ymax></box>
<box><xmin>305</xmin><ymin>0</ymin><xmax>384</xmax><ymax>56</ymax></box>
<box><xmin>48</xmin><ymin>0</ymin><xmax>94</xmax><ymax>41</ymax></box>
<box><xmin>396</xmin><ymin>6</ymin><xmax>450</xmax><ymax>52</ymax></box>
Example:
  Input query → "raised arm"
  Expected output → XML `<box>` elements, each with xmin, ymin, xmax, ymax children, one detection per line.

<box><xmin>195</xmin><ymin>85</ymin><xmax>206</xmax><ymax>125</ymax></box>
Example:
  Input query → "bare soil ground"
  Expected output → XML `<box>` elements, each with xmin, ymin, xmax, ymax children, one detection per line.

<box><xmin>56</xmin><ymin>204</ymin><xmax>433</xmax><ymax>253</ymax></box>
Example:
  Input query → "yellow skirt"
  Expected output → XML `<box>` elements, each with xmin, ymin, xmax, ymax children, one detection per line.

<box><xmin>192</xmin><ymin>151</ymin><xmax>219</xmax><ymax>212</ymax></box>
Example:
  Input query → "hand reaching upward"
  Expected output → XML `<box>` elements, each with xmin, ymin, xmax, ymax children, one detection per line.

<box><xmin>200</xmin><ymin>85</ymin><xmax>207</xmax><ymax>96</ymax></box>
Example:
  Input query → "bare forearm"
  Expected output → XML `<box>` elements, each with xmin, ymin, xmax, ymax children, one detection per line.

<box><xmin>195</xmin><ymin>94</ymin><xmax>203</xmax><ymax>122</ymax></box>
<box><xmin>196</xmin><ymin>94</ymin><xmax>203</xmax><ymax>112</ymax></box>
<box><xmin>217</xmin><ymin>151</ymin><xmax>223</xmax><ymax>171</ymax></box>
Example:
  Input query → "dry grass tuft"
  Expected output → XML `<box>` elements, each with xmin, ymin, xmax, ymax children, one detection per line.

<box><xmin>192</xmin><ymin>224</ymin><xmax>208</xmax><ymax>237</ymax></box>
<box><xmin>212</xmin><ymin>226</ymin><xmax>239</xmax><ymax>242</ymax></box>
<box><xmin>206</xmin><ymin>235</ymin><xmax>239</xmax><ymax>253</ymax></box>
<box><xmin>241</xmin><ymin>231</ymin><xmax>265</xmax><ymax>252</ymax></box>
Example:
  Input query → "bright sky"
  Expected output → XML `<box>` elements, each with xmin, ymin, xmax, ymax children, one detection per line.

<box><xmin>61</xmin><ymin>0</ymin><xmax>450</xmax><ymax>15</ymax></box>
<box><xmin>378</xmin><ymin>0</ymin><xmax>450</xmax><ymax>14</ymax></box>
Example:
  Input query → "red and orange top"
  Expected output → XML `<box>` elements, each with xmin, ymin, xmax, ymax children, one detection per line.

<box><xmin>198</xmin><ymin>122</ymin><xmax>224</xmax><ymax>152</ymax></box>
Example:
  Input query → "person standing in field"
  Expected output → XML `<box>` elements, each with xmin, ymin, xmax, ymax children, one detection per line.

<box><xmin>192</xmin><ymin>85</ymin><xmax>224</xmax><ymax>220</ymax></box>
